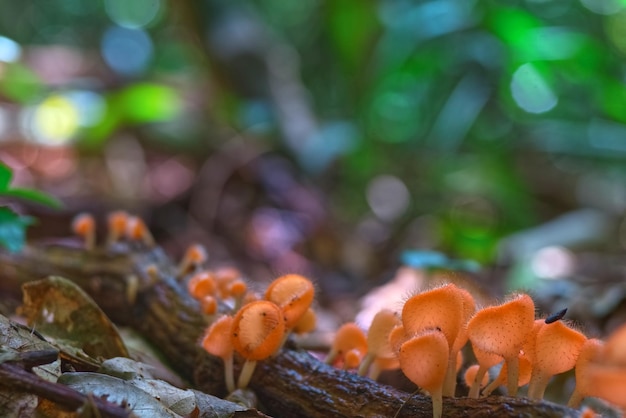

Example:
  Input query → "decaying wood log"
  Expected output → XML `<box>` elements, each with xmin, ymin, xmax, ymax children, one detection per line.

<box><xmin>0</xmin><ymin>242</ymin><xmax>582</xmax><ymax>417</ymax></box>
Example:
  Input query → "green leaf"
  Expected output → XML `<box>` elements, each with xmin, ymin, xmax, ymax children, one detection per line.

<box><xmin>0</xmin><ymin>207</ymin><xmax>35</xmax><ymax>253</ymax></box>
<box><xmin>0</xmin><ymin>162</ymin><xmax>12</xmax><ymax>191</ymax></box>
<box><xmin>0</xmin><ymin>188</ymin><xmax>63</xmax><ymax>209</ymax></box>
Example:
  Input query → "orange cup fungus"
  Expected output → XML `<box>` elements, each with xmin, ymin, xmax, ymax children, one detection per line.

<box><xmin>202</xmin><ymin>315</ymin><xmax>236</xmax><ymax>393</ymax></box>
<box><xmin>231</xmin><ymin>300</ymin><xmax>285</xmax><ymax>389</ymax></box>
<box><xmin>467</xmin><ymin>293</ymin><xmax>535</xmax><ymax>397</ymax></box>
<box><xmin>398</xmin><ymin>329</ymin><xmax>449</xmax><ymax>418</ymax></box>
<box><xmin>72</xmin><ymin>213</ymin><xmax>96</xmax><ymax>250</ymax></box>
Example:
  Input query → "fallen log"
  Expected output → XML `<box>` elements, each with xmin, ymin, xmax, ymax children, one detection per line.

<box><xmin>0</xmin><ymin>242</ymin><xmax>581</xmax><ymax>417</ymax></box>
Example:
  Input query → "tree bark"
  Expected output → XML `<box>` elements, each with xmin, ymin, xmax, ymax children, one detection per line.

<box><xmin>0</xmin><ymin>242</ymin><xmax>581</xmax><ymax>417</ymax></box>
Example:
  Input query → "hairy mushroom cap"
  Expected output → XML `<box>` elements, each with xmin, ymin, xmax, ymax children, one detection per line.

<box><xmin>402</xmin><ymin>284</ymin><xmax>464</xmax><ymax>348</ymax></box>
<box><xmin>325</xmin><ymin>322</ymin><xmax>368</xmax><ymax>367</ymax></box>
<box><xmin>265</xmin><ymin>274</ymin><xmax>315</xmax><ymax>329</ymax></box>
<box><xmin>467</xmin><ymin>293</ymin><xmax>535</xmax><ymax>396</ymax></box>
<box><xmin>72</xmin><ymin>213</ymin><xmax>96</xmax><ymax>250</ymax></box>
<box><xmin>568</xmin><ymin>338</ymin><xmax>604</xmax><ymax>408</ymax></box>
<box><xmin>106</xmin><ymin>211</ymin><xmax>129</xmax><ymax>244</ymax></box>
<box><xmin>201</xmin><ymin>315</ymin><xmax>235</xmax><ymax>393</ymax></box>
<box><xmin>398</xmin><ymin>329</ymin><xmax>449</xmax><ymax>418</ymax></box>
<box><xmin>527</xmin><ymin>320</ymin><xmax>587</xmax><ymax>399</ymax></box>
<box><xmin>231</xmin><ymin>300</ymin><xmax>285</xmax><ymax>389</ymax></box>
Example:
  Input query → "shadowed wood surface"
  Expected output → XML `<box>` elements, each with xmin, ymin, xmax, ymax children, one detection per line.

<box><xmin>0</xmin><ymin>242</ymin><xmax>582</xmax><ymax>417</ymax></box>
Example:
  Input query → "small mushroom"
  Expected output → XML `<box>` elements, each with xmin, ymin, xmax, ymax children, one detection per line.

<box><xmin>72</xmin><ymin>213</ymin><xmax>96</xmax><ymax>250</ymax></box>
<box><xmin>201</xmin><ymin>315</ymin><xmax>235</xmax><ymax>393</ymax></box>
<box><xmin>125</xmin><ymin>216</ymin><xmax>154</xmax><ymax>247</ymax></box>
<box><xmin>187</xmin><ymin>271</ymin><xmax>217</xmax><ymax>300</ymax></box>
<box><xmin>106</xmin><ymin>210</ymin><xmax>129</xmax><ymax>244</ymax></box>
<box><xmin>568</xmin><ymin>338</ymin><xmax>604</xmax><ymax>408</ymax></box>
<box><xmin>398</xmin><ymin>329</ymin><xmax>449</xmax><ymax>418</ymax></box>
<box><xmin>357</xmin><ymin>309</ymin><xmax>400</xmax><ymax>377</ymax></box>
<box><xmin>231</xmin><ymin>300</ymin><xmax>285</xmax><ymax>389</ymax></box>
<box><xmin>325</xmin><ymin>322</ymin><xmax>368</xmax><ymax>368</ymax></box>
<box><xmin>178</xmin><ymin>244</ymin><xmax>208</xmax><ymax>277</ymax></box>
<box><xmin>467</xmin><ymin>293</ymin><xmax>535</xmax><ymax>396</ymax></box>
<box><xmin>467</xmin><ymin>344</ymin><xmax>502</xmax><ymax>398</ymax></box>
<box><xmin>526</xmin><ymin>320</ymin><xmax>587</xmax><ymax>399</ymax></box>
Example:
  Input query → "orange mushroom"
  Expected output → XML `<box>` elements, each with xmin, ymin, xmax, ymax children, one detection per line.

<box><xmin>526</xmin><ymin>320</ymin><xmax>587</xmax><ymax>399</ymax></box>
<box><xmin>357</xmin><ymin>309</ymin><xmax>400</xmax><ymax>377</ymax></box>
<box><xmin>178</xmin><ymin>244</ymin><xmax>208</xmax><ymax>278</ymax></box>
<box><xmin>201</xmin><ymin>295</ymin><xmax>218</xmax><ymax>315</ymax></box>
<box><xmin>464</xmin><ymin>364</ymin><xmax>489</xmax><ymax>392</ymax></box>
<box><xmin>292</xmin><ymin>308</ymin><xmax>317</xmax><ymax>335</ymax></box>
<box><xmin>106</xmin><ymin>210</ymin><xmax>129</xmax><ymax>244</ymax></box>
<box><xmin>231</xmin><ymin>300</ymin><xmax>285</xmax><ymax>389</ymax></box>
<box><xmin>229</xmin><ymin>279</ymin><xmax>248</xmax><ymax>311</ymax></box>
<box><xmin>368</xmin><ymin>355</ymin><xmax>400</xmax><ymax>380</ymax></box>
<box><xmin>578</xmin><ymin>323</ymin><xmax>626</xmax><ymax>413</ymax></box>
<box><xmin>398</xmin><ymin>329</ymin><xmax>449</xmax><ymax>418</ymax></box>
<box><xmin>402</xmin><ymin>283</ymin><xmax>465</xmax><ymax>397</ymax></box>
<box><xmin>445</xmin><ymin>285</ymin><xmax>476</xmax><ymax>396</ymax></box>
<box><xmin>481</xmin><ymin>352</ymin><xmax>532</xmax><ymax>396</ymax></box>
<box><xmin>187</xmin><ymin>271</ymin><xmax>217</xmax><ymax>300</ymax></box>
<box><xmin>201</xmin><ymin>315</ymin><xmax>235</xmax><ymax>393</ymax></box>
<box><xmin>265</xmin><ymin>274</ymin><xmax>315</xmax><ymax>330</ymax></box>
<box><xmin>72</xmin><ymin>213</ymin><xmax>96</xmax><ymax>250</ymax></box>
<box><xmin>325</xmin><ymin>322</ymin><xmax>368</xmax><ymax>368</ymax></box>
<box><xmin>568</xmin><ymin>338</ymin><xmax>604</xmax><ymax>408</ymax></box>
<box><xmin>125</xmin><ymin>216</ymin><xmax>155</xmax><ymax>247</ymax></box>
<box><xmin>467</xmin><ymin>344</ymin><xmax>503</xmax><ymax>398</ymax></box>
<box><xmin>467</xmin><ymin>293</ymin><xmax>535</xmax><ymax>396</ymax></box>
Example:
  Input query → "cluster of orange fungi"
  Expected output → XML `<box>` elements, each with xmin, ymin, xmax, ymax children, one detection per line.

<box><xmin>72</xmin><ymin>213</ymin><xmax>626</xmax><ymax>418</ymax></box>
<box><xmin>328</xmin><ymin>283</ymin><xmax>626</xmax><ymax>418</ymax></box>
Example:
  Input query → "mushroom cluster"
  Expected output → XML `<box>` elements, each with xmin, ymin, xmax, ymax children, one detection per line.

<box><xmin>72</xmin><ymin>211</ymin><xmax>155</xmax><ymax>250</ymax></box>
<box><xmin>326</xmin><ymin>281</ymin><xmax>626</xmax><ymax>417</ymax></box>
<box><xmin>198</xmin><ymin>273</ymin><xmax>316</xmax><ymax>393</ymax></box>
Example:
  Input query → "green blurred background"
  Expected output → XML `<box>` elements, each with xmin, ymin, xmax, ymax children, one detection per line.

<box><xmin>2</xmin><ymin>0</ymin><xmax>626</xmax><ymax>298</ymax></box>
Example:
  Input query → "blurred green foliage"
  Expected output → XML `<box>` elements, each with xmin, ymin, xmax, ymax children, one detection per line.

<box><xmin>1</xmin><ymin>0</ymin><xmax>626</xmax><ymax>264</ymax></box>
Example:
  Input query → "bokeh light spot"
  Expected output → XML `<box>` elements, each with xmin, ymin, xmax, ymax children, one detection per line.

<box><xmin>26</xmin><ymin>95</ymin><xmax>79</xmax><ymax>145</ymax></box>
<box><xmin>511</xmin><ymin>63</ymin><xmax>557</xmax><ymax>113</ymax></box>
<box><xmin>366</xmin><ymin>175</ymin><xmax>410</xmax><ymax>222</ymax></box>
<box><xmin>0</xmin><ymin>36</ymin><xmax>21</xmax><ymax>63</ymax></box>
<box><xmin>104</xmin><ymin>0</ymin><xmax>163</xmax><ymax>29</ymax></box>
<box><xmin>531</xmin><ymin>246</ymin><xmax>575</xmax><ymax>279</ymax></box>
<box><xmin>101</xmin><ymin>26</ymin><xmax>153</xmax><ymax>76</ymax></box>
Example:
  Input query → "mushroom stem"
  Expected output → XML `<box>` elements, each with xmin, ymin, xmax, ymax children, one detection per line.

<box><xmin>505</xmin><ymin>354</ymin><xmax>520</xmax><ymax>396</ymax></box>
<box><xmin>527</xmin><ymin>376</ymin><xmax>550</xmax><ymax>400</ymax></box>
<box><xmin>443</xmin><ymin>354</ymin><xmax>457</xmax><ymax>396</ymax></box>
<box><xmin>431</xmin><ymin>387</ymin><xmax>443</xmax><ymax>418</ymax></box>
<box><xmin>357</xmin><ymin>353</ymin><xmax>374</xmax><ymax>377</ymax></box>
<box><xmin>468</xmin><ymin>365</ymin><xmax>489</xmax><ymax>398</ymax></box>
<box><xmin>224</xmin><ymin>354</ymin><xmax>235</xmax><ymax>393</ymax></box>
<box><xmin>237</xmin><ymin>360</ymin><xmax>258</xmax><ymax>389</ymax></box>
